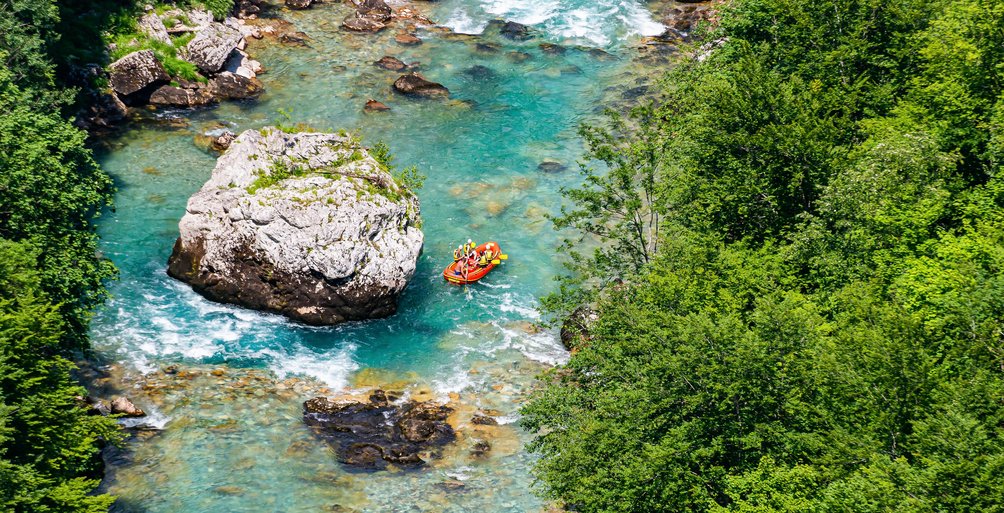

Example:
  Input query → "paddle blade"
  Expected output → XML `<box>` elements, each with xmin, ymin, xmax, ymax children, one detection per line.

<box><xmin>500</xmin><ymin>254</ymin><xmax>508</xmax><ymax>260</ymax></box>
<box><xmin>491</xmin><ymin>259</ymin><xmax>501</xmax><ymax>265</ymax></box>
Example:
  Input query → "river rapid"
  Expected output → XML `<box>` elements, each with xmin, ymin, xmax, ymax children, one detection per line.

<box><xmin>90</xmin><ymin>1</ymin><xmax>675</xmax><ymax>511</ymax></box>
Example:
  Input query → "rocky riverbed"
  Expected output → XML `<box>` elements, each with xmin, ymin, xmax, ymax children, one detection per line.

<box><xmin>86</xmin><ymin>320</ymin><xmax>559</xmax><ymax>512</ymax></box>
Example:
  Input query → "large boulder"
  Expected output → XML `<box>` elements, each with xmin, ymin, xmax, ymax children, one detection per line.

<box><xmin>167</xmin><ymin>128</ymin><xmax>424</xmax><ymax>325</ymax></box>
<box><xmin>108</xmin><ymin>50</ymin><xmax>170</xmax><ymax>97</ymax></box>
<box><xmin>149</xmin><ymin>84</ymin><xmax>217</xmax><ymax>107</ymax></box>
<box><xmin>184</xmin><ymin>23</ymin><xmax>244</xmax><ymax>73</ymax></box>
<box><xmin>393</xmin><ymin>73</ymin><xmax>449</xmax><ymax>97</ymax></box>
<box><xmin>138</xmin><ymin>12</ymin><xmax>171</xmax><ymax>44</ymax></box>
<box><xmin>304</xmin><ymin>393</ymin><xmax>454</xmax><ymax>470</ymax></box>
<box><xmin>210</xmin><ymin>71</ymin><xmax>264</xmax><ymax>100</ymax></box>
<box><xmin>357</xmin><ymin>0</ymin><xmax>393</xmax><ymax>22</ymax></box>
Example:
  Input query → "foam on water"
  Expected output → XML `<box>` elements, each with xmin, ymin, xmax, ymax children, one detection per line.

<box><xmin>440</xmin><ymin>0</ymin><xmax>665</xmax><ymax>46</ymax></box>
<box><xmin>257</xmin><ymin>344</ymin><xmax>360</xmax><ymax>391</ymax></box>
<box><xmin>441</xmin><ymin>7</ymin><xmax>488</xmax><ymax>34</ymax></box>
<box><xmin>118</xmin><ymin>408</ymin><xmax>171</xmax><ymax>430</ymax></box>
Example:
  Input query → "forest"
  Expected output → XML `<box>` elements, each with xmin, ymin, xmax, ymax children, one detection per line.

<box><xmin>522</xmin><ymin>0</ymin><xmax>1004</xmax><ymax>511</ymax></box>
<box><xmin>1</xmin><ymin>0</ymin><xmax>119</xmax><ymax>511</ymax></box>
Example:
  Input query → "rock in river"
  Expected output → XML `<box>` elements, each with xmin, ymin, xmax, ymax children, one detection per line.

<box><xmin>500</xmin><ymin>21</ymin><xmax>531</xmax><ymax>41</ymax></box>
<box><xmin>364</xmin><ymin>99</ymin><xmax>391</xmax><ymax>112</ymax></box>
<box><xmin>375</xmin><ymin>55</ymin><xmax>408</xmax><ymax>71</ymax></box>
<box><xmin>149</xmin><ymin>84</ymin><xmax>217</xmax><ymax>107</ymax></box>
<box><xmin>393</xmin><ymin>73</ymin><xmax>449</xmax><ymax>98</ymax></box>
<box><xmin>167</xmin><ymin>128</ymin><xmax>424</xmax><ymax>325</ymax></box>
<box><xmin>342</xmin><ymin>0</ymin><xmax>393</xmax><ymax>32</ymax></box>
<box><xmin>304</xmin><ymin>393</ymin><xmax>455</xmax><ymax>470</ymax></box>
<box><xmin>111</xmin><ymin>396</ymin><xmax>146</xmax><ymax>417</ymax></box>
<box><xmin>210</xmin><ymin>71</ymin><xmax>265</xmax><ymax>100</ymax></box>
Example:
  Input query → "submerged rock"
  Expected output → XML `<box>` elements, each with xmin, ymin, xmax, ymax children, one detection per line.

<box><xmin>279</xmin><ymin>31</ymin><xmax>310</xmax><ymax>45</ymax></box>
<box><xmin>537</xmin><ymin>159</ymin><xmax>568</xmax><ymax>173</ymax></box>
<box><xmin>109</xmin><ymin>50</ymin><xmax>170</xmax><ymax>97</ymax></box>
<box><xmin>285</xmin><ymin>0</ymin><xmax>313</xmax><ymax>9</ymax></box>
<box><xmin>393</xmin><ymin>73</ymin><xmax>449</xmax><ymax>98</ymax></box>
<box><xmin>462</xmin><ymin>65</ymin><xmax>496</xmax><ymax>81</ymax></box>
<box><xmin>304</xmin><ymin>393</ymin><xmax>455</xmax><ymax>470</ymax></box>
<box><xmin>499</xmin><ymin>21</ymin><xmax>531</xmax><ymax>41</ymax></box>
<box><xmin>364</xmin><ymin>99</ymin><xmax>391</xmax><ymax>112</ymax></box>
<box><xmin>475</xmin><ymin>42</ymin><xmax>501</xmax><ymax>53</ymax></box>
<box><xmin>167</xmin><ymin>128</ymin><xmax>423</xmax><ymax>325</ymax></box>
<box><xmin>342</xmin><ymin>16</ymin><xmax>387</xmax><ymax>33</ymax></box>
<box><xmin>506</xmin><ymin>50</ymin><xmax>532</xmax><ymax>62</ymax></box>
<box><xmin>374</xmin><ymin>55</ymin><xmax>407</xmax><ymax>71</ymax></box>
<box><xmin>539</xmin><ymin>42</ymin><xmax>566</xmax><ymax>55</ymax></box>
<box><xmin>395</xmin><ymin>33</ymin><xmax>422</xmax><ymax>45</ymax></box>
<box><xmin>471</xmin><ymin>411</ymin><xmax>498</xmax><ymax>425</ymax></box>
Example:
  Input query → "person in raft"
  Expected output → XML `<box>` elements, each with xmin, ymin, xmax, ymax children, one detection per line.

<box><xmin>453</xmin><ymin>240</ymin><xmax>482</xmax><ymax>275</ymax></box>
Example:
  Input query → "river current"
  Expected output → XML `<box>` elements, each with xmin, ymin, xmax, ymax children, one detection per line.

<box><xmin>91</xmin><ymin>1</ymin><xmax>668</xmax><ymax>511</ymax></box>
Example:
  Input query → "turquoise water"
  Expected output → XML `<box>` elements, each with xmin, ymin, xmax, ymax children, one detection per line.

<box><xmin>92</xmin><ymin>0</ymin><xmax>665</xmax><ymax>511</ymax></box>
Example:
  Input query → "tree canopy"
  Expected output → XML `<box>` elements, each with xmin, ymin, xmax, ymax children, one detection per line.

<box><xmin>0</xmin><ymin>0</ymin><xmax>119</xmax><ymax>510</ymax></box>
<box><xmin>523</xmin><ymin>0</ymin><xmax>1004</xmax><ymax>511</ymax></box>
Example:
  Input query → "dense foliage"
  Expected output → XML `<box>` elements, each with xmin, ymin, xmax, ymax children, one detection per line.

<box><xmin>523</xmin><ymin>0</ymin><xmax>1004</xmax><ymax>511</ymax></box>
<box><xmin>0</xmin><ymin>0</ymin><xmax>120</xmax><ymax>510</ymax></box>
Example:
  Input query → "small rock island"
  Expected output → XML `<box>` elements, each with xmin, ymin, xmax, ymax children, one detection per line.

<box><xmin>167</xmin><ymin>128</ymin><xmax>423</xmax><ymax>325</ymax></box>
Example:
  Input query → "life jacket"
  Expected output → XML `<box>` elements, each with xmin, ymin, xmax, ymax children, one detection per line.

<box><xmin>453</xmin><ymin>247</ymin><xmax>463</xmax><ymax>261</ymax></box>
<box><xmin>479</xmin><ymin>252</ymin><xmax>489</xmax><ymax>266</ymax></box>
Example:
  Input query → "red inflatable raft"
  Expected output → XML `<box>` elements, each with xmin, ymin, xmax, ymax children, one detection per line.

<box><xmin>443</xmin><ymin>241</ymin><xmax>505</xmax><ymax>285</ymax></box>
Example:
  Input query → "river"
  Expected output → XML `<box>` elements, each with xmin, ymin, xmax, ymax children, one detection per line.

<box><xmin>91</xmin><ymin>0</ymin><xmax>671</xmax><ymax>510</ymax></box>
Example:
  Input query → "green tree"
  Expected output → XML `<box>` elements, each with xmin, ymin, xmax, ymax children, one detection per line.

<box><xmin>0</xmin><ymin>58</ymin><xmax>116</xmax><ymax>345</ymax></box>
<box><xmin>0</xmin><ymin>239</ymin><xmax>119</xmax><ymax>513</ymax></box>
<box><xmin>524</xmin><ymin>0</ymin><xmax>1004</xmax><ymax>511</ymax></box>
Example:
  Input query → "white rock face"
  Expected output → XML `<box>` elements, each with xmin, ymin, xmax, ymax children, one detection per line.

<box><xmin>184</xmin><ymin>22</ymin><xmax>244</xmax><ymax>73</ymax></box>
<box><xmin>108</xmin><ymin>49</ymin><xmax>170</xmax><ymax>96</ymax></box>
<box><xmin>138</xmin><ymin>13</ymin><xmax>171</xmax><ymax>44</ymax></box>
<box><xmin>167</xmin><ymin>128</ymin><xmax>424</xmax><ymax>325</ymax></box>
